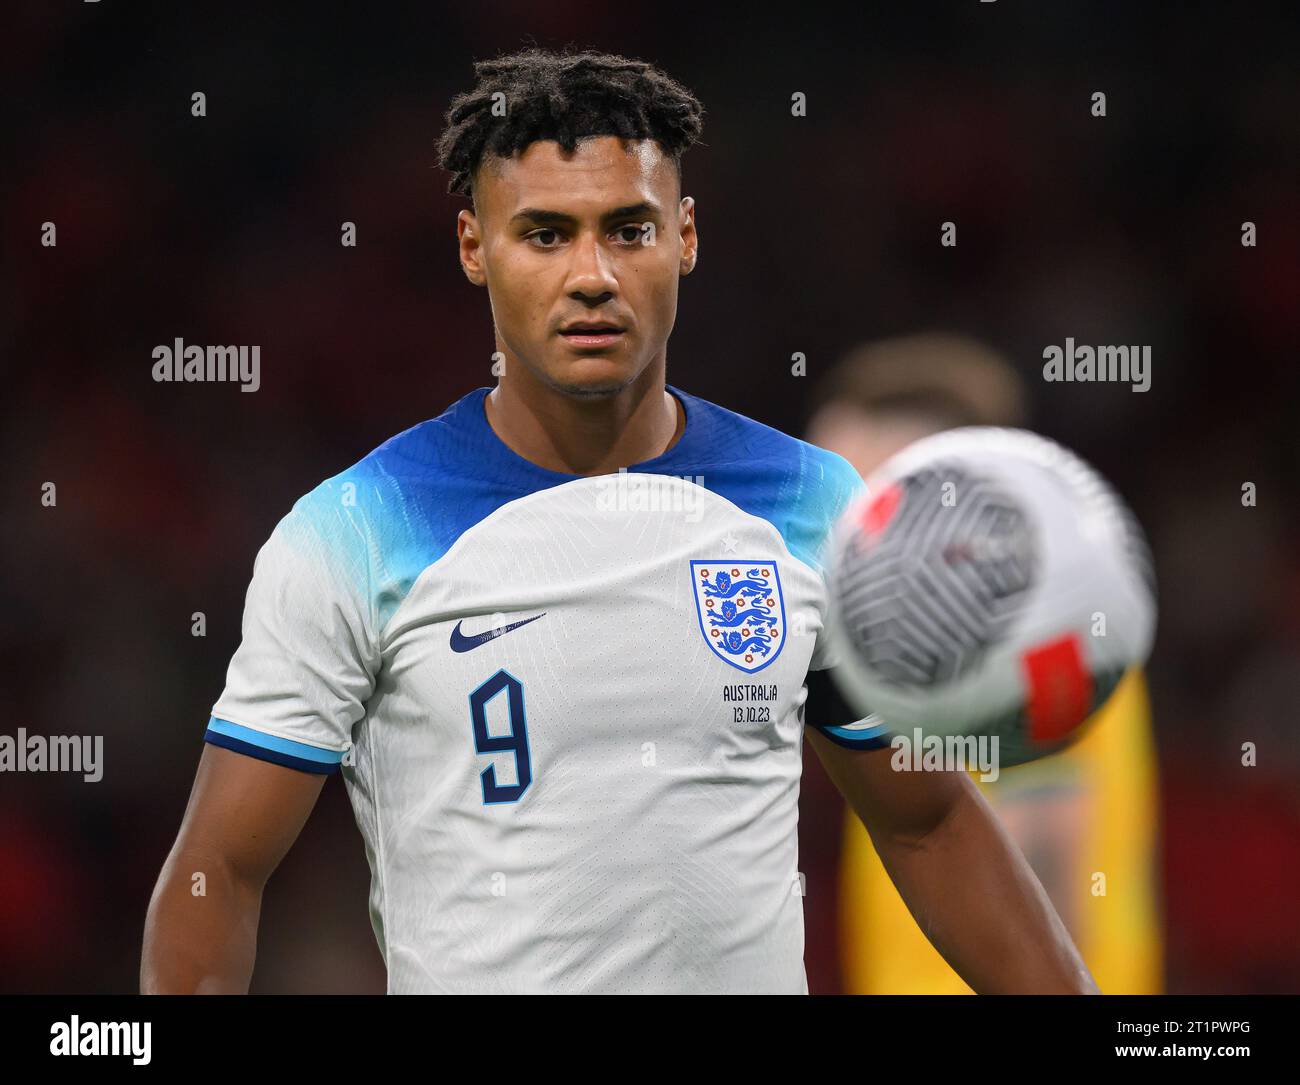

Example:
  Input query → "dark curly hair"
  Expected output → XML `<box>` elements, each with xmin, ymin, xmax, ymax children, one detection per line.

<box><xmin>436</xmin><ymin>46</ymin><xmax>706</xmax><ymax>208</ymax></box>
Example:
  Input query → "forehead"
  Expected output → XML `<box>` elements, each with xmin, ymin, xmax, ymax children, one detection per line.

<box><xmin>476</xmin><ymin>136</ymin><xmax>676</xmax><ymax>217</ymax></box>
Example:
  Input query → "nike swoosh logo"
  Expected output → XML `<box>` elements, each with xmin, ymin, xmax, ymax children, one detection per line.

<box><xmin>449</xmin><ymin>613</ymin><xmax>547</xmax><ymax>653</ymax></box>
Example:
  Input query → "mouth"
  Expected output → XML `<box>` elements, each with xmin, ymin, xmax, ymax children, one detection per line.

<box><xmin>559</xmin><ymin>323</ymin><xmax>626</xmax><ymax>349</ymax></box>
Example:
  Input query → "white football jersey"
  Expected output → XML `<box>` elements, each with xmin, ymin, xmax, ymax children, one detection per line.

<box><xmin>206</xmin><ymin>384</ymin><xmax>888</xmax><ymax>993</ymax></box>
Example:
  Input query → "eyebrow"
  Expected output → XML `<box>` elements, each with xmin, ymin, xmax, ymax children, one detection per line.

<box><xmin>508</xmin><ymin>202</ymin><xmax>662</xmax><ymax>229</ymax></box>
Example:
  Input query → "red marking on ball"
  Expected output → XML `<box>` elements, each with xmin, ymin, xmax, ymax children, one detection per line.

<box><xmin>859</xmin><ymin>483</ymin><xmax>902</xmax><ymax>538</ymax></box>
<box><xmin>1021</xmin><ymin>635</ymin><xmax>1094</xmax><ymax>742</ymax></box>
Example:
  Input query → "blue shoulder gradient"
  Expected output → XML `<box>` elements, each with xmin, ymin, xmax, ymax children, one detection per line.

<box><xmin>272</xmin><ymin>391</ymin><xmax>581</xmax><ymax>634</ymax></box>
<box><xmin>668</xmin><ymin>390</ymin><xmax>867</xmax><ymax>574</ymax></box>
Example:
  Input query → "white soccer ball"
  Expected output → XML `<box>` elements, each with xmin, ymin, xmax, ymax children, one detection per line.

<box><xmin>824</xmin><ymin>427</ymin><xmax>1156</xmax><ymax>767</ymax></box>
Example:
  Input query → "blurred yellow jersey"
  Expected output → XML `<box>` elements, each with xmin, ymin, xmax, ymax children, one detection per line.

<box><xmin>839</xmin><ymin>668</ymin><xmax>1162</xmax><ymax>993</ymax></box>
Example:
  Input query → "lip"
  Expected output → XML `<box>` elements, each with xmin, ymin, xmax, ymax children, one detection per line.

<box><xmin>559</xmin><ymin>328</ymin><xmax>625</xmax><ymax>348</ymax></box>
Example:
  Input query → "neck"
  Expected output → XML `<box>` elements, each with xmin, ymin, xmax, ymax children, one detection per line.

<box><xmin>484</xmin><ymin>358</ymin><xmax>684</xmax><ymax>475</ymax></box>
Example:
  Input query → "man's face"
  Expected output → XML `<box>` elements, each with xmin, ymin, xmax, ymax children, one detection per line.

<box><xmin>457</xmin><ymin>135</ymin><xmax>697</xmax><ymax>397</ymax></box>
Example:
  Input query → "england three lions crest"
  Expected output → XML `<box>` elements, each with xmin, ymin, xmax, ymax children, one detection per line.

<box><xmin>690</xmin><ymin>560</ymin><xmax>787</xmax><ymax>673</ymax></box>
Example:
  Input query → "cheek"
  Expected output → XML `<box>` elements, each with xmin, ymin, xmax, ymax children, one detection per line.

<box><xmin>490</xmin><ymin>259</ymin><xmax>551</xmax><ymax>325</ymax></box>
<box><xmin>632</xmin><ymin>256</ymin><xmax>680</xmax><ymax>317</ymax></box>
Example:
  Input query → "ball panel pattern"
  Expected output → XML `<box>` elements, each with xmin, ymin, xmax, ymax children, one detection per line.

<box><xmin>833</xmin><ymin>464</ymin><xmax>1038</xmax><ymax>689</ymax></box>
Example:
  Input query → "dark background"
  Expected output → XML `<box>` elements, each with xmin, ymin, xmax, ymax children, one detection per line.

<box><xmin>3</xmin><ymin>1</ymin><xmax>1297</xmax><ymax>993</ymax></box>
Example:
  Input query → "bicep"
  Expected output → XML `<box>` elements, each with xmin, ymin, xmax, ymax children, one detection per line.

<box><xmin>174</xmin><ymin>744</ymin><xmax>327</xmax><ymax>889</ymax></box>
<box><xmin>806</xmin><ymin>727</ymin><xmax>973</xmax><ymax>847</ymax></box>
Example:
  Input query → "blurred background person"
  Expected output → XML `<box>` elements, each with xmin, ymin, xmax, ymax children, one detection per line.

<box><xmin>803</xmin><ymin>333</ymin><xmax>1163</xmax><ymax>994</ymax></box>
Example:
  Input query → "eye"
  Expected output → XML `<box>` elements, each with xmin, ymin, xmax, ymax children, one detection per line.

<box><xmin>615</xmin><ymin>224</ymin><xmax>645</xmax><ymax>245</ymax></box>
<box><xmin>526</xmin><ymin>228</ymin><xmax>562</xmax><ymax>249</ymax></box>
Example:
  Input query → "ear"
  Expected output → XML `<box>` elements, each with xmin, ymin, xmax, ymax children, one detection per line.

<box><xmin>457</xmin><ymin>208</ymin><xmax>487</xmax><ymax>286</ymax></box>
<box><xmin>679</xmin><ymin>196</ymin><xmax>698</xmax><ymax>275</ymax></box>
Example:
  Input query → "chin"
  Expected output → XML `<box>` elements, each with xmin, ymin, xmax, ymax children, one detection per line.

<box><xmin>543</xmin><ymin>356</ymin><xmax>638</xmax><ymax>398</ymax></box>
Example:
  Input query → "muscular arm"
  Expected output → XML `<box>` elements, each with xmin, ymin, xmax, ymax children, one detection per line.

<box><xmin>807</xmin><ymin>728</ymin><xmax>1098</xmax><ymax>994</ymax></box>
<box><xmin>141</xmin><ymin>744</ymin><xmax>326</xmax><ymax>994</ymax></box>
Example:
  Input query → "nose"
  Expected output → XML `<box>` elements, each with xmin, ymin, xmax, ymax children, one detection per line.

<box><xmin>564</xmin><ymin>230</ymin><xmax>618</xmax><ymax>301</ymax></box>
